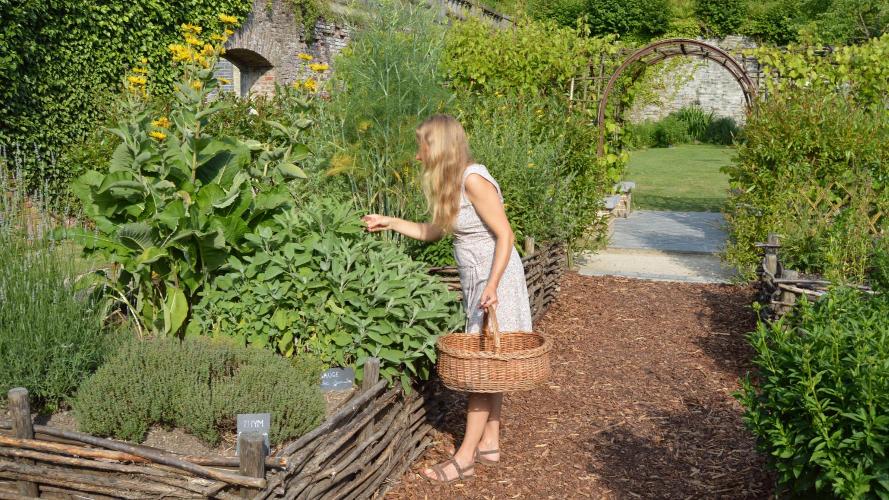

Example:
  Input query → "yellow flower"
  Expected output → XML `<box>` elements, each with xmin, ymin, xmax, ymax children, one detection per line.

<box><xmin>201</xmin><ymin>44</ymin><xmax>215</xmax><ymax>57</ymax></box>
<box><xmin>191</xmin><ymin>80</ymin><xmax>203</xmax><ymax>90</ymax></box>
<box><xmin>185</xmin><ymin>35</ymin><xmax>202</xmax><ymax>47</ymax></box>
<box><xmin>309</xmin><ymin>62</ymin><xmax>329</xmax><ymax>72</ymax></box>
<box><xmin>218</xmin><ymin>13</ymin><xmax>238</xmax><ymax>25</ymax></box>
<box><xmin>297</xmin><ymin>53</ymin><xmax>314</xmax><ymax>61</ymax></box>
<box><xmin>195</xmin><ymin>55</ymin><xmax>211</xmax><ymax>68</ymax></box>
<box><xmin>140</xmin><ymin>57</ymin><xmax>148</xmax><ymax>65</ymax></box>
<box><xmin>149</xmin><ymin>131</ymin><xmax>167</xmax><ymax>141</ymax></box>
<box><xmin>210</xmin><ymin>33</ymin><xmax>227</xmax><ymax>42</ymax></box>
<box><xmin>218</xmin><ymin>77</ymin><xmax>231</xmax><ymax>85</ymax></box>
<box><xmin>224</xmin><ymin>29</ymin><xmax>235</xmax><ymax>36</ymax></box>
<box><xmin>303</xmin><ymin>78</ymin><xmax>317</xmax><ymax>92</ymax></box>
<box><xmin>357</xmin><ymin>120</ymin><xmax>372</xmax><ymax>132</ymax></box>
<box><xmin>181</xmin><ymin>23</ymin><xmax>202</xmax><ymax>34</ymax></box>
<box><xmin>168</xmin><ymin>43</ymin><xmax>192</xmax><ymax>63</ymax></box>
<box><xmin>151</xmin><ymin>117</ymin><xmax>171</xmax><ymax>129</ymax></box>
<box><xmin>132</xmin><ymin>67</ymin><xmax>148</xmax><ymax>74</ymax></box>
<box><xmin>292</xmin><ymin>81</ymin><xmax>302</xmax><ymax>89</ymax></box>
<box><xmin>127</xmin><ymin>75</ymin><xmax>147</xmax><ymax>86</ymax></box>
<box><xmin>527</xmin><ymin>162</ymin><xmax>536</xmax><ymax>168</ymax></box>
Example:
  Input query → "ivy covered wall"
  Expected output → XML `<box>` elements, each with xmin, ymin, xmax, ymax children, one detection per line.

<box><xmin>0</xmin><ymin>0</ymin><xmax>255</xmax><ymax>187</ymax></box>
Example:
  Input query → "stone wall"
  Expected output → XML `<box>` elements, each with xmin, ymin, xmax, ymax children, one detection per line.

<box><xmin>627</xmin><ymin>36</ymin><xmax>760</xmax><ymax>124</ymax></box>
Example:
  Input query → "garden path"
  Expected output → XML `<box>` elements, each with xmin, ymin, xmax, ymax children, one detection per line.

<box><xmin>576</xmin><ymin>210</ymin><xmax>736</xmax><ymax>283</ymax></box>
<box><xmin>385</xmin><ymin>273</ymin><xmax>772</xmax><ymax>499</ymax></box>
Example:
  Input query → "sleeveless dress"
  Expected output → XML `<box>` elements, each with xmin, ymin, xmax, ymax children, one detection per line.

<box><xmin>453</xmin><ymin>164</ymin><xmax>533</xmax><ymax>334</ymax></box>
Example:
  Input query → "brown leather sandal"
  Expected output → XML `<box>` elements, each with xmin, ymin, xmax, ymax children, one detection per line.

<box><xmin>422</xmin><ymin>458</ymin><xmax>475</xmax><ymax>484</ymax></box>
<box><xmin>474</xmin><ymin>448</ymin><xmax>500</xmax><ymax>466</ymax></box>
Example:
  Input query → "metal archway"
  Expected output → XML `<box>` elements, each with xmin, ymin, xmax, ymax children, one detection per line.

<box><xmin>596</xmin><ymin>39</ymin><xmax>757</xmax><ymax>156</ymax></box>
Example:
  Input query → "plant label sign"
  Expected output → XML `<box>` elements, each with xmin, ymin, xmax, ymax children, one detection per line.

<box><xmin>236</xmin><ymin>413</ymin><xmax>271</xmax><ymax>456</ymax></box>
<box><xmin>320</xmin><ymin>367</ymin><xmax>355</xmax><ymax>392</ymax></box>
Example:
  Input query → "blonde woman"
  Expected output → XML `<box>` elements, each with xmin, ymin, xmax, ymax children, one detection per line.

<box><xmin>362</xmin><ymin>114</ymin><xmax>532</xmax><ymax>484</ymax></box>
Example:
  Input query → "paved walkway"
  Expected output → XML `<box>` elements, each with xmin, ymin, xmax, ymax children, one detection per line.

<box><xmin>576</xmin><ymin>210</ymin><xmax>735</xmax><ymax>283</ymax></box>
<box><xmin>609</xmin><ymin>210</ymin><xmax>726</xmax><ymax>254</ymax></box>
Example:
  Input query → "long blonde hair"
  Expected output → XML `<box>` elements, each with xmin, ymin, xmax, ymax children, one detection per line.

<box><xmin>416</xmin><ymin>115</ymin><xmax>473</xmax><ymax>233</ymax></box>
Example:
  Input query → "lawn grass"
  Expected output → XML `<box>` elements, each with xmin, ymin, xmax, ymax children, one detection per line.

<box><xmin>625</xmin><ymin>144</ymin><xmax>734</xmax><ymax>212</ymax></box>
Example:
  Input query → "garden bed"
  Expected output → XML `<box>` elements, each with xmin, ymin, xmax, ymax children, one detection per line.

<box><xmin>0</xmin><ymin>243</ymin><xmax>568</xmax><ymax>499</ymax></box>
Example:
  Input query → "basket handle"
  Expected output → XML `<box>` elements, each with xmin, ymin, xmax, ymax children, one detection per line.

<box><xmin>483</xmin><ymin>308</ymin><xmax>501</xmax><ymax>354</ymax></box>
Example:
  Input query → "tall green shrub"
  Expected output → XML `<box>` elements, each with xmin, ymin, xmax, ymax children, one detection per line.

<box><xmin>738</xmin><ymin>289</ymin><xmax>889</xmax><ymax>498</ymax></box>
<box><xmin>74</xmin><ymin>336</ymin><xmax>325</xmax><ymax>445</ymax></box>
<box><xmin>723</xmin><ymin>88</ymin><xmax>889</xmax><ymax>281</ymax></box>
<box><xmin>315</xmin><ymin>0</ymin><xmax>450</xmax><ymax>228</ymax></box>
<box><xmin>443</xmin><ymin>16</ymin><xmax>619</xmax><ymax>96</ymax></box>
<box><xmin>0</xmin><ymin>174</ymin><xmax>110</xmax><ymax>411</ymax></box>
<box><xmin>64</xmin><ymin>26</ymin><xmax>314</xmax><ymax>336</ymax></box>
<box><xmin>191</xmin><ymin>198</ymin><xmax>464</xmax><ymax>390</ymax></box>
<box><xmin>695</xmin><ymin>0</ymin><xmax>746</xmax><ymax>37</ymax></box>
<box><xmin>584</xmin><ymin>0</ymin><xmax>673</xmax><ymax>40</ymax></box>
<box><xmin>457</xmin><ymin>94</ymin><xmax>607</xmax><ymax>247</ymax></box>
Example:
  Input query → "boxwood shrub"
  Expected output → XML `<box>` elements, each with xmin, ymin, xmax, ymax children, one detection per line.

<box><xmin>74</xmin><ymin>336</ymin><xmax>325</xmax><ymax>446</ymax></box>
<box><xmin>738</xmin><ymin>288</ymin><xmax>889</xmax><ymax>498</ymax></box>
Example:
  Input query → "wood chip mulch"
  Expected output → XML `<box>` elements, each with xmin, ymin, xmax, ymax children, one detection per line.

<box><xmin>384</xmin><ymin>273</ymin><xmax>774</xmax><ymax>499</ymax></box>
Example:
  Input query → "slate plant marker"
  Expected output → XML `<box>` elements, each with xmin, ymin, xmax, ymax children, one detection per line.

<box><xmin>236</xmin><ymin>413</ymin><xmax>271</xmax><ymax>456</ymax></box>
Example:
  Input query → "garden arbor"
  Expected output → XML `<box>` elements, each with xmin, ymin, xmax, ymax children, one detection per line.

<box><xmin>596</xmin><ymin>39</ymin><xmax>758</xmax><ymax>156</ymax></box>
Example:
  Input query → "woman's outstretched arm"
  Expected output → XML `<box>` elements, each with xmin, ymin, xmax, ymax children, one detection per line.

<box><xmin>362</xmin><ymin>215</ymin><xmax>445</xmax><ymax>242</ymax></box>
<box><xmin>464</xmin><ymin>173</ymin><xmax>515</xmax><ymax>311</ymax></box>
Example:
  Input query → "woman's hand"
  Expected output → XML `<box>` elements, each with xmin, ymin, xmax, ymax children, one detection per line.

<box><xmin>479</xmin><ymin>284</ymin><xmax>499</xmax><ymax>311</ymax></box>
<box><xmin>362</xmin><ymin>214</ymin><xmax>392</xmax><ymax>232</ymax></box>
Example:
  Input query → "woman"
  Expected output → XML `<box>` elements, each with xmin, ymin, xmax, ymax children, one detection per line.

<box><xmin>362</xmin><ymin>114</ymin><xmax>532</xmax><ymax>484</ymax></box>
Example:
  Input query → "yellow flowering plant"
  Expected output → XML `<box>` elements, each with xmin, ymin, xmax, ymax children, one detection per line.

<box><xmin>63</xmin><ymin>20</ymin><xmax>314</xmax><ymax>338</ymax></box>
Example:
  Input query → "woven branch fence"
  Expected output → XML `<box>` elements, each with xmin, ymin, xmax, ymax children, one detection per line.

<box><xmin>756</xmin><ymin>232</ymin><xmax>873</xmax><ymax>320</ymax></box>
<box><xmin>0</xmin><ymin>242</ymin><xmax>566</xmax><ymax>499</ymax></box>
<box><xmin>429</xmin><ymin>241</ymin><xmax>567</xmax><ymax>324</ymax></box>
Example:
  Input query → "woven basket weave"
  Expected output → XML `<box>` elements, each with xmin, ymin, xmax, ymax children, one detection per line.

<box><xmin>436</xmin><ymin>309</ymin><xmax>552</xmax><ymax>393</ymax></box>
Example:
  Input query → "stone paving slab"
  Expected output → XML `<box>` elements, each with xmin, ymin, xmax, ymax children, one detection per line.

<box><xmin>574</xmin><ymin>248</ymin><xmax>736</xmax><ymax>284</ymax></box>
<box><xmin>609</xmin><ymin>210</ymin><xmax>727</xmax><ymax>254</ymax></box>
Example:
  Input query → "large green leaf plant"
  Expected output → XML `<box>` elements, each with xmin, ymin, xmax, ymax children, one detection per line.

<box><xmin>191</xmin><ymin>198</ymin><xmax>464</xmax><ymax>390</ymax></box>
<box><xmin>66</xmin><ymin>22</ymin><xmax>312</xmax><ymax>336</ymax></box>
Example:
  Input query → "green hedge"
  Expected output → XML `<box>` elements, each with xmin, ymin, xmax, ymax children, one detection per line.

<box><xmin>723</xmin><ymin>89</ymin><xmax>889</xmax><ymax>281</ymax></box>
<box><xmin>739</xmin><ymin>288</ymin><xmax>889</xmax><ymax>497</ymax></box>
<box><xmin>74</xmin><ymin>336</ymin><xmax>325</xmax><ymax>445</ymax></box>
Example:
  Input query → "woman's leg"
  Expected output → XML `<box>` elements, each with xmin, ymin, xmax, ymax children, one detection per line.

<box><xmin>478</xmin><ymin>393</ymin><xmax>502</xmax><ymax>461</ymax></box>
<box><xmin>422</xmin><ymin>393</ymin><xmax>492</xmax><ymax>481</ymax></box>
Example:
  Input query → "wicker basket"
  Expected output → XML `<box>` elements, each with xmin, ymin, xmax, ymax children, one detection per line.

<box><xmin>436</xmin><ymin>309</ymin><xmax>552</xmax><ymax>393</ymax></box>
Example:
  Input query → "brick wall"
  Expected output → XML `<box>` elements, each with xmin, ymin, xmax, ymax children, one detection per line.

<box><xmin>214</xmin><ymin>0</ymin><xmax>352</xmax><ymax>97</ymax></box>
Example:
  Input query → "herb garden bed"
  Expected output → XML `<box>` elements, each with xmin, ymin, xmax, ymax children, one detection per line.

<box><xmin>0</xmin><ymin>243</ymin><xmax>567</xmax><ymax>499</ymax></box>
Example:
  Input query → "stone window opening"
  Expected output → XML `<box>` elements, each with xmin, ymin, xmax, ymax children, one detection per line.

<box><xmin>214</xmin><ymin>49</ymin><xmax>276</xmax><ymax>98</ymax></box>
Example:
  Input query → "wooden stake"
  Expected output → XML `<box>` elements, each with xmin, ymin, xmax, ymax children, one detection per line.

<box><xmin>764</xmin><ymin>233</ymin><xmax>779</xmax><ymax>277</ymax></box>
<box><xmin>358</xmin><ymin>358</ymin><xmax>381</xmax><ymax>445</ymax></box>
<box><xmin>8</xmin><ymin>388</ymin><xmax>38</xmax><ymax>497</ymax></box>
<box><xmin>239</xmin><ymin>433</ymin><xmax>266</xmax><ymax>499</ymax></box>
<box><xmin>524</xmin><ymin>236</ymin><xmax>536</xmax><ymax>256</ymax></box>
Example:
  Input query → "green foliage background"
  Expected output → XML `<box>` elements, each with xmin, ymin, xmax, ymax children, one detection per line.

<box><xmin>0</xmin><ymin>0</ymin><xmax>254</xmax><ymax>191</ymax></box>
<box><xmin>722</xmin><ymin>36</ymin><xmax>889</xmax><ymax>282</ymax></box>
<box><xmin>516</xmin><ymin>0</ymin><xmax>886</xmax><ymax>44</ymax></box>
